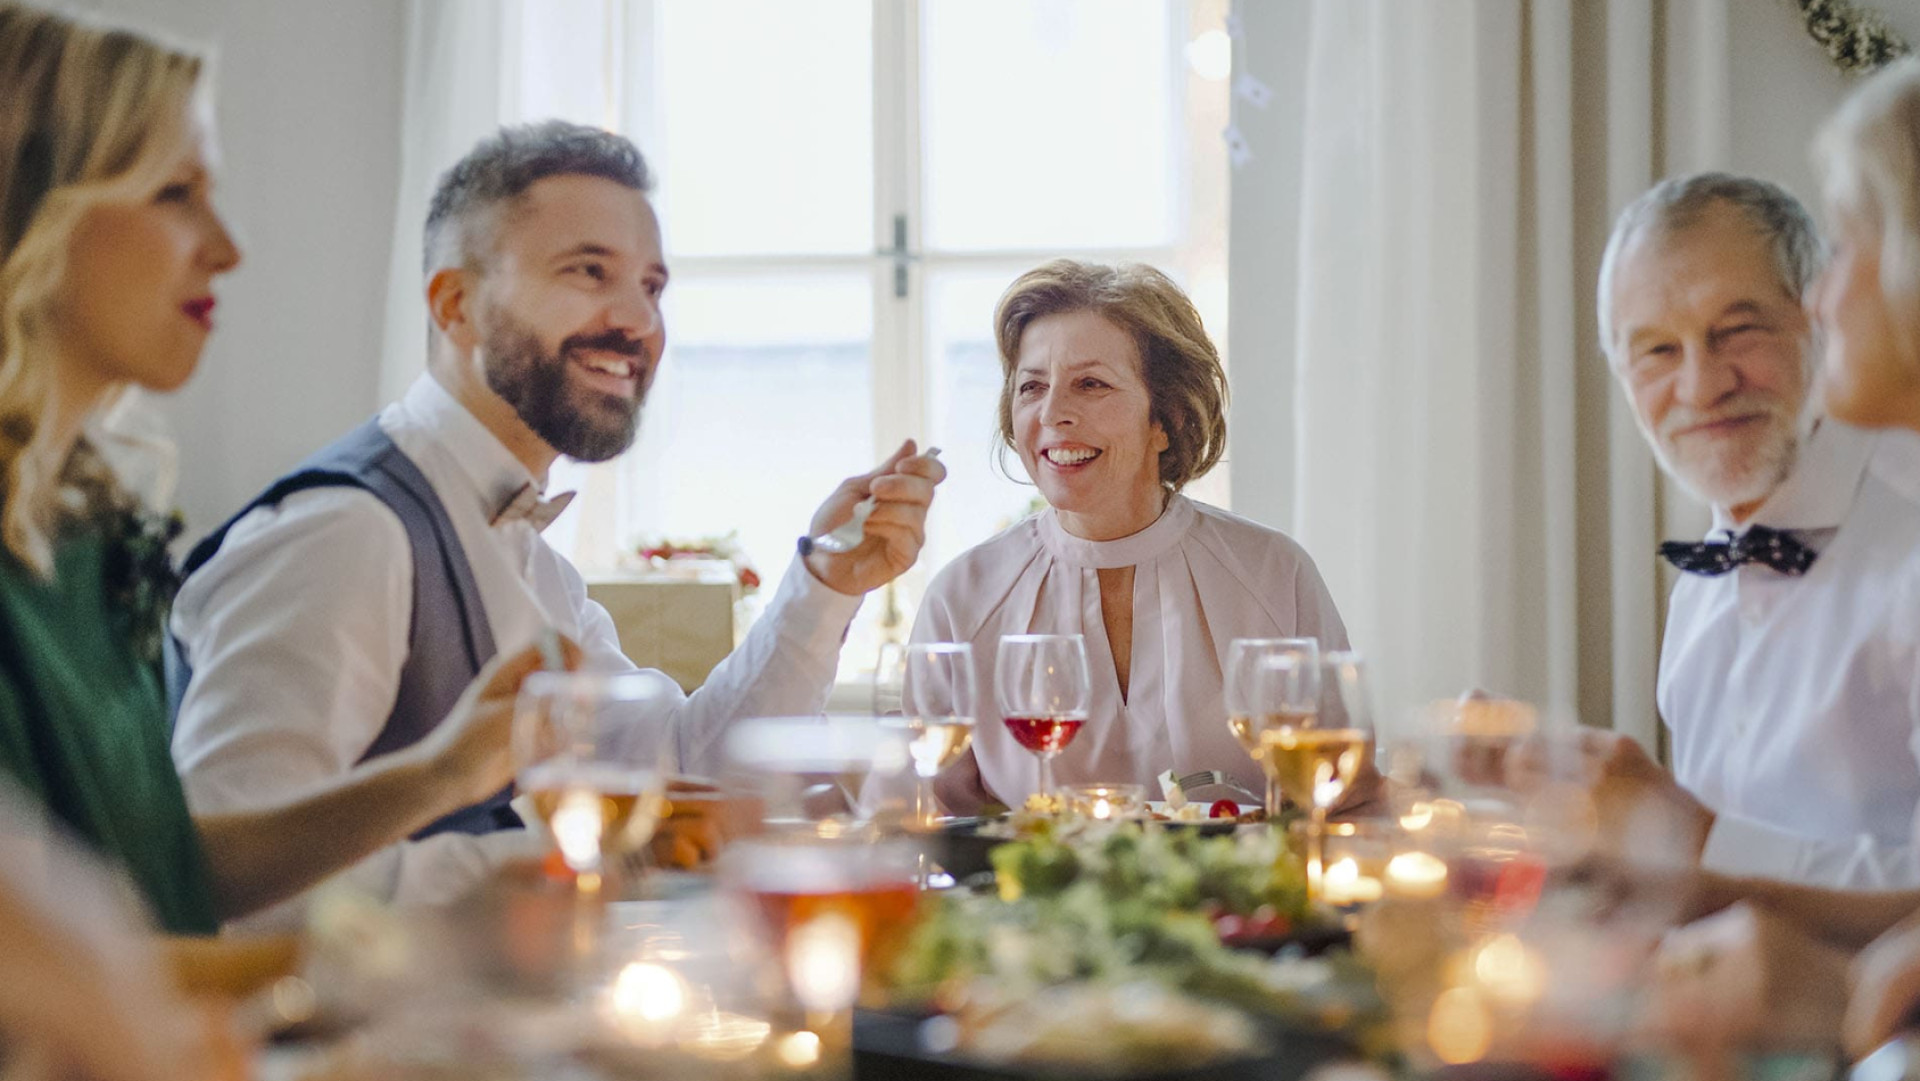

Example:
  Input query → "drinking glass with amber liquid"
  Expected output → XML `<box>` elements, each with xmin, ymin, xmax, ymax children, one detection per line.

<box><xmin>512</xmin><ymin>670</ymin><xmax>673</xmax><ymax>896</ymax></box>
<box><xmin>723</xmin><ymin>716</ymin><xmax>922</xmax><ymax>1041</ymax></box>
<box><xmin>1225</xmin><ymin>637</ymin><xmax>1320</xmax><ymax>816</ymax></box>
<box><xmin>1259</xmin><ymin>651</ymin><xmax>1374</xmax><ymax>904</ymax></box>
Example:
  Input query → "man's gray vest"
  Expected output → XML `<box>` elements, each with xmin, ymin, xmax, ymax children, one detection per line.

<box><xmin>168</xmin><ymin>419</ymin><xmax>519</xmax><ymax>838</ymax></box>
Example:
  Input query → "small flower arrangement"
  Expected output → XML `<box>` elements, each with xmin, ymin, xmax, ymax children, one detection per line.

<box><xmin>631</xmin><ymin>531</ymin><xmax>760</xmax><ymax>593</ymax></box>
<box><xmin>102</xmin><ymin>504</ymin><xmax>183</xmax><ymax>665</ymax></box>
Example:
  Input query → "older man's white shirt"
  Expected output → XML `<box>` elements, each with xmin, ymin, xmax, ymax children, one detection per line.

<box><xmin>170</xmin><ymin>375</ymin><xmax>861</xmax><ymax>923</ymax></box>
<box><xmin>1659</xmin><ymin>420</ymin><xmax>1920</xmax><ymax>888</ymax></box>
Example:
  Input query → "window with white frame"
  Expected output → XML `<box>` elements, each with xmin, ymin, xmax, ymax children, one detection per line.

<box><xmin>525</xmin><ymin>0</ymin><xmax>1232</xmax><ymax>681</ymax></box>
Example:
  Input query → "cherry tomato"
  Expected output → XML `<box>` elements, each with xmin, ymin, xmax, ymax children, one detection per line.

<box><xmin>1208</xmin><ymin>799</ymin><xmax>1239</xmax><ymax>819</ymax></box>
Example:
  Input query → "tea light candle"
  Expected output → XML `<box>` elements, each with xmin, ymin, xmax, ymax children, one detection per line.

<box><xmin>1385</xmin><ymin>850</ymin><xmax>1449</xmax><ymax>899</ymax></box>
<box><xmin>1320</xmin><ymin>856</ymin><xmax>1384</xmax><ymax>905</ymax></box>
<box><xmin>1063</xmin><ymin>783</ymin><xmax>1145</xmax><ymax>821</ymax></box>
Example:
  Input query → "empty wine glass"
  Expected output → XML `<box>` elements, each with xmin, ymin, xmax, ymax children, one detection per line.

<box><xmin>871</xmin><ymin>641</ymin><xmax>907</xmax><ymax>718</ymax></box>
<box><xmin>994</xmin><ymin>634</ymin><xmax>1091</xmax><ymax>804</ymax></box>
<box><xmin>1225</xmin><ymin>637</ymin><xmax>1321</xmax><ymax>816</ymax></box>
<box><xmin>893</xmin><ymin>642</ymin><xmax>976</xmax><ymax>828</ymax></box>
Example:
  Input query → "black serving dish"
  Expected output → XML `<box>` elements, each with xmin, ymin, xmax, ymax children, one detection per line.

<box><xmin>853</xmin><ymin>1008</ymin><xmax>1358</xmax><ymax>1081</ymax></box>
<box><xmin>929</xmin><ymin>817</ymin><xmax>1005</xmax><ymax>880</ymax></box>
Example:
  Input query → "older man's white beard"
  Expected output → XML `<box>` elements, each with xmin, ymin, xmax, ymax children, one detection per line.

<box><xmin>1648</xmin><ymin>396</ymin><xmax>1800</xmax><ymax>512</ymax></box>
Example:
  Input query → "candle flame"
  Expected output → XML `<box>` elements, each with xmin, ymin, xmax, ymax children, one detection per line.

<box><xmin>1473</xmin><ymin>933</ymin><xmax>1546</xmax><ymax>1006</ymax></box>
<box><xmin>788</xmin><ymin>913</ymin><xmax>862</xmax><ymax>1012</ymax></box>
<box><xmin>551</xmin><ymin>788</ymin><xmax>605</xmax><ymax>872</ymax></box>
<box><xmin>1385</xmin><ymin>850</ymin><xmax>1448</xmax><ymax>899</ymax></box>
<box><xmin>612</xmin><ymin>962</ymin><xmax>686</xmax><ymax>1024</ymax></box>
<box><xmin>776</xmin><ymin>1030</ymin><xmax>823</xmax><ymax>1068</ymax></box>
<box><xmin>1399</xmin><ymin>800</ymin><xmax>1435</xmax><ymax>831</ymax></box>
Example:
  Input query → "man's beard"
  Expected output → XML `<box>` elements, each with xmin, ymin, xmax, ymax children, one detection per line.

<box><xmin>479</xmin><ymin>309</ymin><xmax>647</xmax><ymax>463</ymax></box>
<box><xmin>1646</xmin><ymin>391</ymin><xmax>1803</xmax><ymax>511</ymax></box>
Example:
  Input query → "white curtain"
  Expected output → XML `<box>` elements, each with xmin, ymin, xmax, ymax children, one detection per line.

<box><xmin>376</xmin><ymin>0</ymin><xmax>518</xmax><ymax>405</ymax></box>
<box><xmin>377</xmin><ymin>0</ymin><xmax>640</xmax><ymax>562</ymax></box>
<box><xmin>1232</xmin><ymin>0</ymin><xmax>1740</xmax><ymax>744</ymax></box>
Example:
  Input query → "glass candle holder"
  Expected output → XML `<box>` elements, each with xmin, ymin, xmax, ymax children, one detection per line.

<box><xmin>1302</xmin><ymin>819</ymin><xmax>1391</xmax><ymax>909</ymax></box>
<box><xmin>1062</xmin><ymin>783</ymin><xmax>1146</xmax><ymax>822</ymax></box>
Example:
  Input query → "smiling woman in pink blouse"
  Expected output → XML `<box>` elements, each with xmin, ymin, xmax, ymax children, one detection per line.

<box><xmin>917</xmin><ymin>260</ymin><xmax>1349</xmax><ymax>813</ymax></box>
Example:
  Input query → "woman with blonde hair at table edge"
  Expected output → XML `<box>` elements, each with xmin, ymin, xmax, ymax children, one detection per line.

<box><xmin>0</xmin><ymin>2</ymin><xmax>553</xmax><ymax>943</ymax></box>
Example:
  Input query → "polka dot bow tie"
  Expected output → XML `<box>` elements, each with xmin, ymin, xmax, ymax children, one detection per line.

<box><xmin>1658</xmin><ymin>524</ymin><xmax>1817</xmax><ymax>577</ymax></box>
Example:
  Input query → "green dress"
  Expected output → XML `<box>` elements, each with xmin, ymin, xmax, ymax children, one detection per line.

<box><xmin>0</xmin><ymin>522</ymin><xmax>219</xmax><ymax>934</ymax></box>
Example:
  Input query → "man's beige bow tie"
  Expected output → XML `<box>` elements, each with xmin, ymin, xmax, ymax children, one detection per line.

<box><xmin>491</xmin><ymin>483</ymin><xmax>576</xmax><ymax>533</ymax></box>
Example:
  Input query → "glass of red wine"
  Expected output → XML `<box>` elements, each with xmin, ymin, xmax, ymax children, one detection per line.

<box><xmin>995</xmin><ymin>633</ymin><xmax>1091</xmax><ymax>804</ymax></box>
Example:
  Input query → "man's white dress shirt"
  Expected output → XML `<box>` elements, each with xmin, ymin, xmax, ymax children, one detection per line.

<box><xmin>171</xmin><ymin>375</ymin><xmax>861</xmax><ymax>918</ymax></box>
<box><xmin>1660</xmin><ymin>420</ymin><xmax>1920</xmax><ymax>888</ymax></box>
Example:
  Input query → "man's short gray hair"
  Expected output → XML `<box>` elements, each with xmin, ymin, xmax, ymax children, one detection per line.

<box><xmin>1595</xmin><ymin>172</ymin><xmax>1823</xmax><ymax>359</ymax></box>
<box><xmin>423</xmin><ymin>120</ymin><xmax>654</xmax><ymax>273</ymax></box>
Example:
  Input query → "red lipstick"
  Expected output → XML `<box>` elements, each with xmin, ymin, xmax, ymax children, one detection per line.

<box><xmin>182</xmin><ymin>297</ymin><xmax>215</xmax><ymax>329</ymax></box>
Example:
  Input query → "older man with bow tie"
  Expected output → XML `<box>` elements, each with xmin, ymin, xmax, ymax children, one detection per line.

<box><xmin>167</xmin><ymin>121</ymin><xmax>945</xmax><ymax>923</ymax></box>
<box><xmin>1592</xmin><ymin>171</ymin><xmax>1920</xmax><ymax>888</ymax></box>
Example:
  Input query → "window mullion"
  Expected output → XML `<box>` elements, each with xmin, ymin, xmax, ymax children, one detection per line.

<box><xmin>871</xmin><ymin>0</ymin><xmax>925</xmax><ymax>461</ymax></box>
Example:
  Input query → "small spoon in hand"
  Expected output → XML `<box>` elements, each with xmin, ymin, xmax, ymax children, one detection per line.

<box><xmin>802</xmin><ymin>447</ymin><xmax>941</xmax><ymax>556</ymax></box>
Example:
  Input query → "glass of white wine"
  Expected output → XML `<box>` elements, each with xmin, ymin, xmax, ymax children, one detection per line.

<box><xmin>513</xmin><ymin>670</ymin><xmax>674</xmax><ymax>897</ymax></box>
<box><xmin>890</xmin><ymin>642</ymin><xmax>976</xmax><ymax>828</ymax></box>
<box><xmin>1225</xmin><ymin>637</ymin><xmax>1320</xmax><ymax>817</ymax></box>
<box><xmin>1260</xmin><ymin>651</ymin><xmax>1374</xmax><ymax>904</ymax></box>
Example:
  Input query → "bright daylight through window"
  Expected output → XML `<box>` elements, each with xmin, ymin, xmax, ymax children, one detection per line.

<box><xmin>536</xmin><ymin>0</ymin><xmax>1231</xmax><ymax>685</ymax></box>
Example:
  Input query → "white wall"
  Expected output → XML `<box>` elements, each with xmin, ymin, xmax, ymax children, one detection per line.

<box><xmin>1723</xmin><ymin>1</ymin><xmax>1920</xmax><ymax>204</ymax></box>
<box><xmin>79</xmin><ymin>0</ymin><xmax>406</xmax><ymax>539</ymax></box>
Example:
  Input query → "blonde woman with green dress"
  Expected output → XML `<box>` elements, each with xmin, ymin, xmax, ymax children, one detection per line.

<box><xmin>0</xmin><ymin>3</ymin><xmax>551</xmax><ymax>938</ymax></box>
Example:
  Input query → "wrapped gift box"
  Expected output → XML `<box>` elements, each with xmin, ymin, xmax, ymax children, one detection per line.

<box><xmin>585</xmin><ymin>571</ymin><xmax>738</xmax><ymax>692</ymax></box>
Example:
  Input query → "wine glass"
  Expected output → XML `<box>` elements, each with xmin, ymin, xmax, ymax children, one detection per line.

<box><xmin>893</xmin><ymin>642</ymin><xmax>976</xmax><ymax>828</ymax></box>
<box><xmin>1262</xmin><ymin>651</ymin><xmax>1374</xmax><ymax>904</ymax></box>
<box><xmin>722</xmin><ymin>716</ymin><xmax>921</xmax><ymax>1054</ymax></box>
<box><xmin>872</xmin><ymin>641</ymin><xmax>907</xmax><ymax>717</ymax></box>
<box><xmin>1225</xmin><ymin>637</ymin><xmax>1321</xmax><ymax>817</ymax></box>
<box><xmin>512</xmin><ymin>670</ymin><xmax>674</xmax><ymax>896</ymax></box>
<box><xmin>994</xmin><ymin>634</ymin><xmax>1091</xmax><ymax>804</ymax></box>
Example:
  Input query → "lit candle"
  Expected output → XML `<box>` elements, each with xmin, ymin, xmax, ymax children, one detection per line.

<box><xmin>776</xmin><ymin>1030</ymin><xmax>823</xmax><ymax>1068</ymax></box>
<box><xmin>1320</xmin><ymin>856</ymin><xmax>1383</xmax><ymax>905</ymax></box>
<box><xmin>608</xmin><ymin>961</ymin><xmax>687</xmax><ymax>1042</ymax></box>
<box><xmin>1399</xmin><ymin>800</ymin><xmax>1436</xmax><ymax>831</ymax></box>
<box><xmin>550</xmin><ymin>787</ymin><xmax>607</xmax><ymax>872</ymax></box>
<box><xmin>787</xmin><ymin>913</ymin><xmax>861</xmax><ymax>1013</ymax></box>
<box><xmin>1385</xmin><ymin>850</ymin><xmax>1449</xmax><ymax>899</ymax></box>
<box><xmin>1065</xmin><ymin>783</ymin><xmax>1143</xmax><ymax>821</ymax></box>
<box><xmin>1472</xmin><ymin>933</ymin><xmax>1545</xmax><ymax>1006</ymax></box>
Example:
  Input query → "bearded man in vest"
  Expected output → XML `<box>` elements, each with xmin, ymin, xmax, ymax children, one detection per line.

<box><xmin>168</xmin><ymin>122</ymin><xmax>944</xmax><ymax>923</ymax></box>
